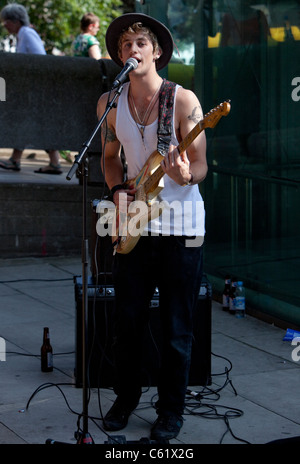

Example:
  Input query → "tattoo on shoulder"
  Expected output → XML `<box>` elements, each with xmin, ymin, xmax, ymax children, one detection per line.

<box><xmin>188</xmin><ymin>106</ymin><xmax>202</xmax><ymax>124</ymax></box>
<box><xmin>102</xmin><ymin>126</ymin><xmax>117</xmax><ymax>142</ymax></box>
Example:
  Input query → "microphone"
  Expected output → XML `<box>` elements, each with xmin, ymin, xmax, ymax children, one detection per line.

<box><xmin>112</xmin><ymin>58</ymin><xmax>138</xmax><ymax>89</ymax></box>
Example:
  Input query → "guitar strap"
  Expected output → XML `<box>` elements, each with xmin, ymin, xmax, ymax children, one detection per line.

<box><xmin>157</xmin><ymin>79</ymin><xmax>177</xmax><ymax>156</ymax></box>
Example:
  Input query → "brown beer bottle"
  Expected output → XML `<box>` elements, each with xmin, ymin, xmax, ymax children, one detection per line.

<box><xmin>41</xmin><ymin>327</ymin><xmax>53</xmax><ymax>372</ymax></box>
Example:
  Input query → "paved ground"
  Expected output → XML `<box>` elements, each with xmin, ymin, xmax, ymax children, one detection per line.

<box><xmin>0</xmin><ymin>148</ymin><xmax>299</xmax><ymax>452</ymax></box>
<box><xmin>0</xmin><ymin>148</ymin><xmax>79</xmax><ymax>185</ymax></box>
<box><xmin>0</xmin><ymin>255</ymin><xmax>300</xmax><ymax>449</ymax></box>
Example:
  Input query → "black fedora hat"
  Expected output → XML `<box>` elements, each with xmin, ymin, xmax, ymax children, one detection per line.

<box><xmin>105</xmin><ymin>13</ymin><xmax>173</xmax><ymax>71</ymax></box>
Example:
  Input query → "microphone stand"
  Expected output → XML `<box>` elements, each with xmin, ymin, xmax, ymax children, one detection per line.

<box><xmin>47</xmin><ymin>84</ymin><xmax>124</xmax><ymax>445</ymax></box>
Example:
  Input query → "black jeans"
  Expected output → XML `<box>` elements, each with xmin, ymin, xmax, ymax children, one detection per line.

<box><xmin>111</xmin><ymin>235</ymin><xmax>203</xmax><ymax>416</ymax></box>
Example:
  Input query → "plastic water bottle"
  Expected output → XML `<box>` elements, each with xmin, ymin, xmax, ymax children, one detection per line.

<box><xmin>235</xmin><ymin>281</ymin><xmax>246</xmax><ymax>318</ymax></box>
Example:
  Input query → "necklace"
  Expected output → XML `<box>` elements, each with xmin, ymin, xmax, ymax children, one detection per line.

<box><xmin>129</xmin><ymin>82</ymin><xmax>161</xmax><ymax>140</ymax></box>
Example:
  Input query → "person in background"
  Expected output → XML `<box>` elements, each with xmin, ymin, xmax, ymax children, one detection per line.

<box><xmin>219</xmin><ymin>1</ymin><xmax>270</xmax><ymax>161</ymax></box>
<box><xmin>0</xmin><ymin>3</ymin><xmax>62</xmax><ymax>174</ymax></box>
<box><xmin>73</xmin><ymin>12</ymin><xmax>101</xmax><ymax>59</ymax></box>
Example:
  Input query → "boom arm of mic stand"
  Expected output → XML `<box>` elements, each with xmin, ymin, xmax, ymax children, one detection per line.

<box><xmin>66</xmin><ymin>85</ymin><xmax>123</xmax><ymax>181</ymax></box>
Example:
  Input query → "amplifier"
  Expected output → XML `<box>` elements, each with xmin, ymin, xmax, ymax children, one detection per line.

<box><xmin>74</xmin><ymin>274</ymin><xmax>212</xmax><ymax>388</ymax></box>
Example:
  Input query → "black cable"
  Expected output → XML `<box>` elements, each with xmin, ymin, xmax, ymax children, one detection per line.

<box><xmin>0</xmin><ymin>278</ymin><xmax>73</xmax><ymax>283</ymax></box>
<box><xmin>21</xmin><ymin>344</ymin><xmax>250</xmax><ymax>445</ymax></box>
<box><xmin>5</xmin><ymin>351</ymin><xmax>74</xmax><ymax>357</ymax></box>
<box><xmin>184</xmin><ymin>399</ymin><xmax>250</xmax><ymax>444</ymax></box>
<box><xmin>183</xmin><ymin>351</ymin><xmax>251</xmax><ymax>444</ymax></box>
<box><xmin>211</xmin><ymin>351</ymin><xmax>234</xmax><ymax>376</ymax></box>
<box><xmin>26</xmin><ymin>382</ymin><xmax>76</xmax><ymax>412</ymax></box>
<box><xmin>25</xmin><ymin>381</ymin><xmax>123</xmax><ymax>444</ymax></box>
<box><xmin>8</xmin><ymin>299</ymin><xmax>248</xmax><ymax>445</ymax></box>
<box><xmin>10</xmin><ymin>268</ymin><xmax>248</xmax><ymax>445</ymax></box>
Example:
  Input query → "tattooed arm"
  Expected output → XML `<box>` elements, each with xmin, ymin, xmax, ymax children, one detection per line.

<box><xmin>97</xmin><ymin>93</ymin><xmax>124</xmax><ymax>190</ymax></box>
<box><xmin>97</xmin><ymin>93</ymin><xmax>136</xmax><ymax>206</ymax></box>
<box><xmin>161</xmin><ymin>87</ymin><xmax>207</xmax><ymax>186</ymax></box>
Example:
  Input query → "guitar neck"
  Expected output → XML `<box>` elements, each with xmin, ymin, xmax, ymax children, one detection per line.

<box><xmin>134</xmin><ymin>101</ymin><xmax>230</xmax><ymax>196</ymax></box>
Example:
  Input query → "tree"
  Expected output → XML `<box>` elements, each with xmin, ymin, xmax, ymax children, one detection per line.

<box><xmin>0</xmin><ymin>0</ymin><xmax>135</xmax><ymax>55</ymax></box>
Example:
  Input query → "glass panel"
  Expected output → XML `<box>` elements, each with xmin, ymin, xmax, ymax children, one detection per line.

<box><xmin>136</xmin><ymin>0</ymin><xmax>300</xmax><ymax>325</ymax></box>
<box><xmin>193</xmin><ymin>0</ymin><xmax>300</xmax><ymax>322</ymax></box>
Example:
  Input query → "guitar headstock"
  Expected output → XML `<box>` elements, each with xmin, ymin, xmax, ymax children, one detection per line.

<box><xmin>202</xmin><ymin>101</ymin><xmax>231</xmax><ymax>129</ymax></box>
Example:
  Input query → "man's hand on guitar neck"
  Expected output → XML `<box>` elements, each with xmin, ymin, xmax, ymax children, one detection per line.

<box><xmin>161</xmin><ymin>145</ymin><xmax>192</xmax><ymax>186</ymax></box>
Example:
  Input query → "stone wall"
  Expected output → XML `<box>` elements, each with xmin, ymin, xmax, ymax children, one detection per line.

<box><xmin>0</xmin><ymin>53</ymin><xmax>120</xmax><ymax>152</ymax></box>
<box><xmin>0</xmin><ymin>54</ymin><xmax>120</xmax><ymax>260</ymax></box>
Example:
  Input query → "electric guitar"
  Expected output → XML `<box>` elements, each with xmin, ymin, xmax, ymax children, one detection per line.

<box><xmin>112</xmin><ymin>101</ymin><xmax>231</xmax><ymax>254</ymax></box>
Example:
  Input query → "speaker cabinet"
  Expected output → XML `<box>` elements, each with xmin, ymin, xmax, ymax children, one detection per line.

<box><xmin>74</xmin><ymin>275</ymin><xmax>212</xmax><ymax>388</ymax></box>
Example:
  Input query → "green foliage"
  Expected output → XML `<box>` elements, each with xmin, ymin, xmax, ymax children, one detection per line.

<box><xmin>0</xmin><ymin>0</ymin><xmax>131</xmax><ymax>55</ymax></box>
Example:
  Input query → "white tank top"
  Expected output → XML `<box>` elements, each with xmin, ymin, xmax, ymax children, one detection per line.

<box><xmin>116</xmin><ymin>82</ymin><xmax>205</xmax><ymax>237</ymax></box>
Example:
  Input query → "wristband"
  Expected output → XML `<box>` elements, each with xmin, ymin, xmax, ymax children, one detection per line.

<box><xmin>111</xmin><ymin>184</ymin><xmax>124</xmax><ymax>195</ymax></box>
<box><xmin>183</xmin><ymin>173</ymin><xmax>193</xmax><ymax>186</ymax></box>
<box><xmin>187</xmin><ymin>173</ymin><xmax>194</xmax><ymax>185</ymax></box>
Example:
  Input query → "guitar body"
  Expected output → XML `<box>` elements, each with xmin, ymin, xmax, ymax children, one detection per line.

<box><xmin>126</xmin><ymin>150</ymin><xmax>164</xmax><ymax>195</ymax></box>
<box><xmin>112</xmin><ymin>150</ymin><xmax>165</xmax><ymax>254</ymax></box>
<box><xmin>110</xmin><ymin>101</ymin><xmax>231</xmax><ymax>254</ymax></box>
